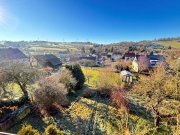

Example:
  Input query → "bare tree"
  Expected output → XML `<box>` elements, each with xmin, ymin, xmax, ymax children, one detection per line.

<box><xmin>132</xmin><ymin>64</ymin><xmax>180</xmax><ymax>130</ymax></box>
<box><xmin>0</xmin><ymin>70</ymin><xmax>8</xmax><ymax>97</ymax></box>
<box><xmin>2</xmin><ymin>62</ymin><xmax>39</xmax><ymax>100</ymax></box>
<box><xmin>138</xmin><ymin>56</ymin><xmax>150</xmax><ymax>73</ymax></box>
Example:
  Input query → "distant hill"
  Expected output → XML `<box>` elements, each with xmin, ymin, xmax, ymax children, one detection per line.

<box><xmin>155</xmin><ymin>41</ymin><xmax>180</xmax><ymax>48</ymax></box>
<box><xmin>0</xmin><ymin>41</ymin><xmax>96</xmax><ymax>48</ymax></box>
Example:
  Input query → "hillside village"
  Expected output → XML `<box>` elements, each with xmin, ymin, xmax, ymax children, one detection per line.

<box><xmin>0</xmin><ymin>39</ymin><xmax>180</xmax><ymax>135</ymax></box>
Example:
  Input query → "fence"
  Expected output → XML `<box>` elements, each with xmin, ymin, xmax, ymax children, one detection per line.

<box><xmin>0</xmin><ymin>132</ymin><xmax>16</xmax><ymax>135</ymax></box>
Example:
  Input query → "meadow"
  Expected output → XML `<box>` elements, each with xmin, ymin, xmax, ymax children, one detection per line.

<box><xmin>82</xmin><ymin>67</ymin><xmax>121</xmax><ymax>88</ymax></box>
<box><xmin>156</xmin><ymin>41</ymin><xmax>180</xmax><ymax>48</ymax></box>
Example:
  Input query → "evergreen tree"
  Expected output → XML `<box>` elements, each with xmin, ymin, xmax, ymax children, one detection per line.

<box><xmin>111</xmin><ymin>46</ymin><xmax>114</xmax><ymax>52</ymax></box>
<box><xmin>150</xmin><ymin>51</ymin><xmax>154</xmax><ymax>55</ymax></box>
<box><xmin>65</xmin><ymin>64</ymin><xmax>85</xmax><ymax>89</ymax></box>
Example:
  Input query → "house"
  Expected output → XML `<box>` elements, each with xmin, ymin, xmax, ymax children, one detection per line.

<box><xmin>132</xmin><ymin>55</ymin><xmax>167</xmax><ymax>72</ymax></box>
<box><xmin>80</xmin><ymin>56</ymin><xmax>96</xmax><ymax>61</ymax></box>
<box><xmin>100</xmin><ymin>52</ymin><xmax>108</xmax><ymax>59</ymax></box>
<box><xmin>30</xmin><ymin>54</ymin><xmax>62</xmax><ymax>70</ymax></box>
<box><xmin>0</xmin><ymin>48</ymin><xmax>28</xmax><ymax>65</ymax></box>
<box><xmin>123</xmin><ymin>52</ymin><xmax>136</xmax><ymax>60</ymax></box>
<box><xmin>59</xmin><ymin>51</ymin><xmax>70</xmax><ymax>58</ymax></box>
<box><xmin>111</xmin><ymin>52</ymin><xmax>123</xmax><ymax>61</ymax></box>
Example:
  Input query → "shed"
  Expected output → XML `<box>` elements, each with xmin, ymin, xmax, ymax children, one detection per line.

<box><xmin>120</xmin><ymin>70</ymin><xmax>133</xmax><ymax>83</ymax></box>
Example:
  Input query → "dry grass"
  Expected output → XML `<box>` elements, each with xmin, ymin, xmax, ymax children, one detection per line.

<box><xmin>156</xmin><ymin>41</ymin><xmax>180</xmax><ymax>48</ymax></box>
<box><xmin>82</xmin><ymin>67</ymin><xmax>121</xmax><ymax>88</ymax></box>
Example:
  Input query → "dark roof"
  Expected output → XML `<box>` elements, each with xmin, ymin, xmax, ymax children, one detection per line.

<box><xmin>0</xmin><ymin>48</ymin><xmax>27</xmax><ymax>60</ymax></box>
<box><xmin>112</xmin><ymin>52</ymin><xmax>123</xmax><ymax>55</ymax></box>
<box><xmin>34</xmin><ymin>54</ymin><xmax>62</xmax><ymax>67</ymax></box>
<box><xmin>100</xmin><ymin>52</ymin><xmax>108</xmax><ymax>56</ymax></box>
<box><xmin>124</xmin><ymin>52</ymin><xmax>136</xmax><ymax>57</ymax></box>
<box><xmin>147</xmin><ymin>55</ymin><xmax>165</xmax><ymax>61</ymax></box>
<box><xmin>80</xmin><ymin>56</ymin><xmax>96</xmax><ymax>61</ymax></box>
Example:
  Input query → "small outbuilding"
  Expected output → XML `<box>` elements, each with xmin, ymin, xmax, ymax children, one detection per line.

<box><xmin>30</xmin><ymin>54</ymin><xmax>62</xmax><ymax>71</ymax></box>
<box><xmin>120</xmin><ymin>70</ymin><xmax>133</xmax><ymax>83</ymax></box>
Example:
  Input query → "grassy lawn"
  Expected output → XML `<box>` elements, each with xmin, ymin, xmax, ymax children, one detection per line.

<box><xmin>6</xmin><ymin>83</ymin><xmax>178</xmax><ymax>134</ymax></box>
<box><xmin>156</xmin><ymin>41</ymin><xmax>180</xmax><ymax>48</ymax></box>
<box><xmin>82</xmin><ymin>67</ymin><xmax>121</xmax><ymax>88</ymax></box>
<box><xmin>8</xmin><ymin>97</ymin><xmax>154</xmax><ymax>135</ymax></box>
<box><xmin>1</xmin><ymin>82</ymin><xmax>39</xmax><ymax>100</ymax></box>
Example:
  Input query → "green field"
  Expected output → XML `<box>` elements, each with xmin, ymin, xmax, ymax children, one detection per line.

<box><xmin>82</xmin><ymin>67</ymin><xmax>121</xmax><ymax>88</ymax></box>
<box><xmin>29</xmin><ymin>46</ymin><xmax>78</xmax><ymax>52</ymax></box>
<box><xmin>1</xmin><ymin>83</ymin><xmax>39</xmax><ymax>100</ymax></box>
<box><xmin>156</xmin><ymin>41</ymin><xmax>180</xmax><ymax>48</ymax></box>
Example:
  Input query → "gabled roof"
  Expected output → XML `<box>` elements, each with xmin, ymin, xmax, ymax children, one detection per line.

<box><xmin>0</xmin><ymin>48</ymin><xmax>27</xmax><ymax>60</ymax></box>
<box><xmin>124</xmin><ymin>52</ymin><xmax>136</xmax><ymax>57</ymax></box>
<box><xmin>147</xmin><ymin>55</ymin><xmax>165</xmax><ymax>61</ymax></box>
<box><xmin>112</xmin><ymin>52</ymin><xmax>123</xmax><ymax>55</ymax></box>
<box><xmin>121</xmin><ymin>70</ymin><xmax>132</xmax><ymax>76</ymax></box>
<box><xmin>33</xmin><ymin>54</ymin><xmax>61</xmax><ymax>66</ymax></box>
<box><xmin>80</xmin><ymin>56</ymin><xmax>96</xmax><ymax>61</ymax></box>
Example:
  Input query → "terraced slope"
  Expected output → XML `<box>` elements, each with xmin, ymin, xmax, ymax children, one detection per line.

<box><xmin>57</xmin><ymin>97</ymin><xmax>153</xmax><ymax>135</ymax></box>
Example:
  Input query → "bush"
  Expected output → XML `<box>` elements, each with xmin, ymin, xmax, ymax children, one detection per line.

<box><xmin>34</xmin><ymin>78</ymin><xmax>68</xmax><ymax>115</ymax></box>
<box><xmin>58</xmin><ymin>69</ymin><xmax>77</xmax><ymax>93</ymax></box>
<box><xmin>110</xmin><ymin>87</ymin><xmax>128</xmax><ymax>111</ymax></box>
<box><xmin>113</xmin><ymin>61</ymin><xmax>131</xmax><ymax>72</ymax></box>
<box><xmin>45</xmin><ymin>124</ymin><xmax>65</xmax><ymax>135</ymax></box>
<box><xmin>80</xmin><ymin>60</ymin><xmax>97</xmax><ymax>67</ymax></box>
<box><xmin>17</xmin><ymin>124</ymin><xmax>40</xmax><ymax>135</ymax></box>
<box><xmin>45</xmin><ymin>124</ymin><xmax>58</xmax><ymax>135</ymax></box>
<box><xmin>82</xmin><ymin>87</ymin><xmax>96</xmax><ymax>98</ymax></box>
<box><xmin>65</xmin><ymin>64</ymin><xmax>85</xmax><ymax>89</ymax></box>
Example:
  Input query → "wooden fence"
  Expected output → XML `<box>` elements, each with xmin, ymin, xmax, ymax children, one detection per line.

<box><xmin>0</xmin><ymin>132</ymin><xmax>16</xmax><ymax>135</ymax></box>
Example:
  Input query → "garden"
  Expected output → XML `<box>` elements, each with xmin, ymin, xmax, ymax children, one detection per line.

<box><xmin>0</xmin><ymin>55</ymin><xmax>180</xmax><ymax>135</ymax></box>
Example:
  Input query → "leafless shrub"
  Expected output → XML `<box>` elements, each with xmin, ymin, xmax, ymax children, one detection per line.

<box><xmin>110</xmin><ymin>87</ymin><xmax>129</xmax><ymax>112</ymax></box>
<box><xmin>33</xmin><ymin>78</ymin><xmax>68</xmax><ymax>116</ymax></box>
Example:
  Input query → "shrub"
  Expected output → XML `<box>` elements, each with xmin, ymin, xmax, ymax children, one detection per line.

<box><xmin>34</xmin><ymin>78</ymin><xmax>68</xmax><ymax>116</ymax></box>
<box><xmin>45</xmin><ymin>124</ymin><xmax>58</xmax><ymax>135</ymax></box>
<box><xmin>45</xmin><ymin>124</ymin><xmax>65</xmax><ymax>135</ymax></box>
<box><xmin>82</xmin><ymin>87</ymin><xmax>96</xmax><ymax>98</ymax></box>
<box><xmin>113</xmin><ymin>60</ymin><xmax>131</xmax><ymax>72</ymax></box>
<box><xmin>17</xmin><ymin>124</ymin><xmax>40</xmax><ymax>135</ymax></box>
<box><xmin>110</xmin><ymin>87</ymin><xmax>128</xmax><ymax>111</ymax></box>
<box><xmin>65</xmin><ymin>64</ymin><xmax>85</xmax><ymax>89</ymax></box>
<box><xmin>58</xmin><ymin>69</ymin><xmax>77</xmax><ymax>93</ymax></box>
<box><xmin>80</xmin><ymin>60</ymin><xmax>97</xmax><ymax>67</ymax></box>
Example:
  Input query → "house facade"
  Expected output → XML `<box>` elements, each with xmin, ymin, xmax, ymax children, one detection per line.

<box><xmin>111</xmin><ymin>52</ymin><xmax>123</xmax><ymax>60</ymax></box>
<box><xmin>132</xmin><ymin>55</ymin><xmax>166</xmax><ymax>72</ymax></box>
<box><xmin>123</xmin><ymin>52</ymin><xmax>136</xmax><ymax>60</ymax></box>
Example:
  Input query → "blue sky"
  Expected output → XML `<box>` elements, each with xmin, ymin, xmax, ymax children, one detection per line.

<box><xmin>0</xmin><ymin>0</ymin><xmax>180</xmax><ymax>43</ymax></box>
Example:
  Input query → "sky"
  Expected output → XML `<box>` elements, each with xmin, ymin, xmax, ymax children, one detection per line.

<box><xmin>0</xmin><ymin>0</ymin><xmax>180</xmax><ymax>44</ymax></box>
